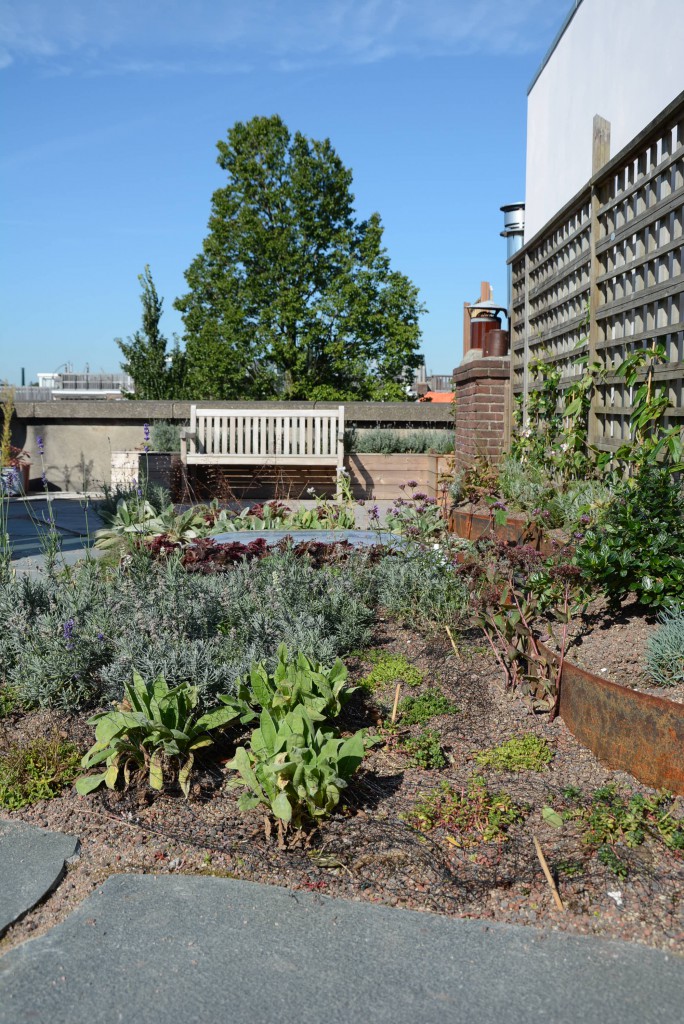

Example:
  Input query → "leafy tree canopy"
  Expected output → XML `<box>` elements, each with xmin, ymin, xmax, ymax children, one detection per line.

<box><xmin>116</xmin><ymin>266</ymin><xmax>186</xmax><ymax>399</ymax></box>
<box><xmin>175</xmin><ymin>115</ymin><xmax>425</xmax><ymax>400</ymax></box>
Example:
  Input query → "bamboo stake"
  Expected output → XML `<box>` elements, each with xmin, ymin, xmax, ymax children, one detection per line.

<box><xmin>390</xmin><ymin>683</ymin><xmax>402</xmax><ymax>724</ymax></box>
<box><xmin>445</xmin><ymin>624</ymin><xmax>460</xmax><ymax>658</ymax></box>
<box><xmin>533</xmin><ymin>835</ymin><xmax>565</xmax><ymax>912</ymax></box>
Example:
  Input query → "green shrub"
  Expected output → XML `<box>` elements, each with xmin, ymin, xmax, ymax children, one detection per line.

<box><xmin>346</xmin><ymin>428</ymin><xmax>453</xmax><ymax>455</ymax></box>
<box><xmin>227</xmin><ymin>705</ymin><xmax>377</xmax><ymax>829</ymax></box>
<box><xmin>474</xmin><ymin>734</ymin><xmax>552</xmax><ymax>772</ymax></box>
<box><xmin>646</xmin><ymin>608</ymin><xmax>684</xmax><ymax>687</ymax></box>
<box><xmin>76</xmin><ymin>672</ymin><xmax>239</xmax><ymax>796</ymax></box>
<box><xmin>397</xmin><ymin>688</ymin><xmax>459</xmax><ymax>725</ymax></box>
<box><xmin>0</xmin><ymin>550</ymin><xmax>377</xmax><ymax>712</ymax></box>
<box><xmin>400</xmin><ymin>728</ymin><xmax>446</xmax><ymax>769</ymax></box>
<box><xmin>575</xmin><ymin>466</ymin><xmax>684</xmax><ymax>609</ymax></box>
<box><xmin>0</xmin><ymin>736</ymin><xmax>81</xmax><ymax>809</ymax></box>
<box><xmin>218</xmin><ymin>644</ymin><xmax>356</xmax><ymax>726</ymax></box>
<box><xmin>373</xmin><ymin>550</ymin><xmax>470</xmax><ymax>626</ymax></box>
<box><xmin>149</xmin><ymin>420</ymin><xmax>184</xmax><ymax>452</ymax></box>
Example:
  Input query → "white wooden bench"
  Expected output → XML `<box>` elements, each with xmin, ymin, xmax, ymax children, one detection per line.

<box><xmin>181</xmin><ymin>406</ymin><xmax>345</xmax><ymax>475</ymax></box>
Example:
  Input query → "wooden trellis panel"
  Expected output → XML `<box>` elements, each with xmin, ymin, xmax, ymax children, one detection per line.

<box><xmin>511</xmin><ymin>92</ymin><xmax>684</xmax><ymax>452</ymax></box>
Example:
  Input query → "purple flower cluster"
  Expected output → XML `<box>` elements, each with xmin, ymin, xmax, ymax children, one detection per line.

<box><xmin>36</xmin><ymin>436</ymin><xmax>44</xmax><ymax>455</ymax></box>
<box><xmin>143</xmin><ymin>422</ymin><xmax>150</xmax><ymax>453</ymax></box>
<box><xmin>63</xmin><ymin>618</ymin><xmax>75</xmax><ymax>651</ymax></box>
<box><xmin>368</xmin><ymin>505</ymin><xmax>380</xmax><ymax>522</ymax></box>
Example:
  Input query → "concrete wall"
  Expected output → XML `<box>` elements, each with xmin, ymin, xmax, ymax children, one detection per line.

<box><xmin>8</xmin><ymin>400</ymin><xmax>453</xmax><ymax>492</ymax></box>
<box><xmin>525</xmin><ymin>0</ymin><xmax>684</xmax><ymax>239</ymax></box>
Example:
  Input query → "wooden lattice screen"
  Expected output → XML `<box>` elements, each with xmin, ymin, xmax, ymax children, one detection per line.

<box><xmin>511</xmin><ymin>91</ymin><xmax>684</xmax><ymax>453</ymax></box>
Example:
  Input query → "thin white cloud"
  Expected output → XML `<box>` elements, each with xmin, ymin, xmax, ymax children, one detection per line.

<box><xmin>0</xmin><ymin>0</ymin><xmax>568</xmax><ymax>75</ymax></box>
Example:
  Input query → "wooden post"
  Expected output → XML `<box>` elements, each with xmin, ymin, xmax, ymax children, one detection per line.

<box><xmin>589</xmin><ymin>116</ymin><xmax>610</xmax><ymax>448</ymax></box>
<box><xmin>592</xmin><ymin>115</ymin><xmax>611</xmax><ymax>175</ymax></box>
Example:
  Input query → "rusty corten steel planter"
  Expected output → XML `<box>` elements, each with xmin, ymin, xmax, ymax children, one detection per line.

<box><xmin>448</xmin><ymin>509</ymin><xmax>684</xmax><ymax>794</ymax></box>
<box><xmin>540</xmin><ymin>644</ymin><xmax>684</xmax><ymax>795</ymax></box>
<box><xmin>448</xmin><ymin>508</ymin><xmax>559</xmax><ymax>555</ymax></box>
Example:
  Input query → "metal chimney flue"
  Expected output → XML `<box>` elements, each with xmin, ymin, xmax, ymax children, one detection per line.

<box><xmin>501</xmin><ymin>202</ymin><xmax>525</xmax><ymax>316</ymax></box>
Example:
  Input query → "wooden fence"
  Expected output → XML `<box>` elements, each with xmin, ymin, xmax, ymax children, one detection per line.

<box><xmin>510</xmin><ymin>91</ymin><xmax>684</xmax><ymax>452</ymax></box>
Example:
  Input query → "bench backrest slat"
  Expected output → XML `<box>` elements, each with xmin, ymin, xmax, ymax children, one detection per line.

<box><xmin>183</xmin><ymin>406</ymin><xmax>345</xmax><ymax>464</ymax></box>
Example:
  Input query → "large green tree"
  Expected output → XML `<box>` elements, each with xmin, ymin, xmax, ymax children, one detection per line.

<box><xmin>175</xmin><ymin>115</ymin><xmax>425</xmax><ymax>400</ymax></box>
<box><xmin>117</xmin><ymin>266</ymin><xmax>186</xmax><ymax>399</ymax></box>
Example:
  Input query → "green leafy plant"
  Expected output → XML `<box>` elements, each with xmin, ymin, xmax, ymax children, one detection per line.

<box><xmin>0</xmin><ymin>735</ymin><xmax>81</xmax><ymax>809</ymax></box>
<box><xmin>408</xmin><ymin>776</ymin><xmax>526</xmax><ymax>846</ymax></box>
<box><xmin>400</xmin><ymin>728</ymin><xmax>446</xmax><ymax>769</ymax></box>
<box><xmin>611</xmin><ymin>342</ymin><xmax>683</xmax><ymax>472</ymax></box>
<box><xmin>384</xmin><ymin>483</ymin><xmax>446</xmax><ymax>543</ymax></box>
<box><xmin>575</xmin><ymin>465</ymin><xmax>684</xmax><ymax>609</ymax></box>
<box><xmin>76</xmin><ymin>672</ymin><xmax>240</xmax><ymax>796</ymax></box>
<box><xmin>561</xmin><ymin>784</ymin><xmax>684</xmax><ymax>877</ymax></box>
<box><xmin>0</xmin><ymin>684</ymin><xmax>19</xmax><ymax>718</ymax></box>
<box><xmin>227</xmin><ymin>705</ymin><xmax>377</xmax><ymax>832</ymax></box>
<box><xmin>359</xmin><ymin>650</ymin><xmax>424</xmax><ymax>691</ymax></box>
<box><xmin>218</xmin><ymin>644</ymin><xmax>356</xmax><ymax>726</ymax></box>
<box><xmin>397</xmin><ymin>688</ymin><xmax>459</xmax><ymax>725</ymax></box>
<box><xmin>646</xmin><ymin>607</ymin><xmax>684</xmax><ymax>687</ymax></box>
<box><xmin>474</xmin><ymin>734</ymin><xmax>552</xmax><ymax>772</ymax></box>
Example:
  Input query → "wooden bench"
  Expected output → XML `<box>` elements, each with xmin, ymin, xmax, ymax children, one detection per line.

<box><xmin>181</xmin><ymin>406</ymin><xmax>345</xmax><ymax>476</ymax></box>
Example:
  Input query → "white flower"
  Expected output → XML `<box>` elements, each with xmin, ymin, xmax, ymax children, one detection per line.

<box><xmin>306</xmin><ymin>487</ymin><xmax>316</xmax><ymax>496</ymax></box>
<box><xmin>433</xmin><ymin>543</ymin><xmax>440</xmax><ymax>550</ymax></box>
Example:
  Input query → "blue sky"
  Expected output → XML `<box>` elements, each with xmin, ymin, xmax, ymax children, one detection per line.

<box><xmin>0</xmin><ymin>0</ymin><xmax>570</xmax><ymax>386</ymax></box>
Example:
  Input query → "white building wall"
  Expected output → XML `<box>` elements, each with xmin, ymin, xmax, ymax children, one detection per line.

<box><xmin>525</xmin><ymin>0</ymin><xmax>684</xmax><ymax>241</ymax></box>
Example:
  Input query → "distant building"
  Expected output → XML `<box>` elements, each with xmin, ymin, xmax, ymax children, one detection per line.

<box><xmin>16</xmin><ymin>372</ymin><xmax>134</xmax><ymax>401</ymax></box>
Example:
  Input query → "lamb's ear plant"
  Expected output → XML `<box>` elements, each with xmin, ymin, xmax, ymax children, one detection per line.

<box><xmin>76</xmin><ymin>671</ymin><xmax>241</xmax><ymax>796</ymax></box>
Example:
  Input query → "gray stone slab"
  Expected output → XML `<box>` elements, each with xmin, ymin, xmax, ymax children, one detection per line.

<box><xmin>0</xmin><ymin>874</ymin><xmax>682</xmax><ymax>1024</ymax></box>
<box><xmin>0</xmin><ymin>820</ymin><xmax>79</xmax><ymax>936</ymax></box>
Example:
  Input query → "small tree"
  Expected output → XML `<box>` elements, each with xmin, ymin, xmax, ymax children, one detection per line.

<box><xmin>117</xmin><ymin>267</ymin><xmax>186</xmax><ymax>399</ymax></box>
<box><xmin>175</xmin><ymin>115</ymin><xmax>425</xmax><ymax>400</ymax></box>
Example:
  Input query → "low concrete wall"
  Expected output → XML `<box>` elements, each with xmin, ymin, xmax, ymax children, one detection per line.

<box><xmin>9</xmin><ymin>401</ymin><xmax>453</xmax><ymax>492</ymax></box>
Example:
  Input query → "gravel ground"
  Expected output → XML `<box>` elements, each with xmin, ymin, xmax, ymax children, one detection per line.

<box><xmin>540</xmin><ymin>596</ymin><xmax>684</xmax><ymax>704</ymax></box>
<box><xmin>1</xmin><ymin>623</ymin><xmax>682</xmax><ymax>958</ymax></box>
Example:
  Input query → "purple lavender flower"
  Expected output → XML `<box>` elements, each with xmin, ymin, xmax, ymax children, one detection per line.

<box><xmin>36</xmin><ymin>436</ymin><xmax>44</xmax><ymax>455</ymax></box>
<box><xmin>41</xmin><ymin>472</ymin><xmax>47</xmax><ymax>488</ymax></box>
<box><xmin>63</xmin><ymin>618</ymin><xmax>75</xmax><ymax>651</ymax></box>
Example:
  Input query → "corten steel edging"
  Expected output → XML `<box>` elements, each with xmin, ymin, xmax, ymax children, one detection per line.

<box><xmin>539</xmin><ymin>644</ymin><xmax>684</xmax><ymax>795</ymax></box>
<box><xmin>448</xmin><ymin>509</ymin><xmax>556</xmax><ymax>555</ymax></box>
<box><xmin>448</xmin><ymin>511</ymin><xmax>684</xmax><ymax>793</ymax></box>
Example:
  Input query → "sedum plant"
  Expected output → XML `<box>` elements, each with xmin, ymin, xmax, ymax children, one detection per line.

<box><xmin>227</xmin><ymin>705</ymin><xmax>377</xmax><ymax>830</ymax></box>
<box><xmin>76</xmin><ymin>672</ymin><xmax>240</xmax><ymax>796</ymax></box>
<box><xmin>218</xmin><ymin>644</ymin><xmax>355</xmax><ymax>726</ymax></box>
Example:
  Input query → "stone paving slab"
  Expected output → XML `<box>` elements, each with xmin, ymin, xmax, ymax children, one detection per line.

<box><xmin>0</xmin><ymin>821</ymin><xmax>79</xmax><ymax>937</ymax></box>
<box><xmin>0</xmin><ymin>874</ymin><xmax>682</xmax><ymax>1024</ymax></box>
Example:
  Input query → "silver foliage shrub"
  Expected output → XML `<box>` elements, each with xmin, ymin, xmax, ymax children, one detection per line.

<box><xmin>646</xmin><ymin>608</ymin><xmax>684</xmax><ymax>687</ymax></box>
<box><xmin>0</xmin><ymin>551</ymin><xmax>375</xmax><ymax>712</ymax></box>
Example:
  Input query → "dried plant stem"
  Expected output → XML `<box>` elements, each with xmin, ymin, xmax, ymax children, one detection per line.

<box><xmin>444</xmin><ymin>624</ymin><xmax>460</xmax><ymax>657</ymax></box>
<box><xmin>391</xmin><ymin>684</ymin><xmax>401</xmax><ymax>724</ymax></box>
<box><xmin>533</xmin><ymin>835</ymin><xmax>565</xmax><ymax>912</ymax></box>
